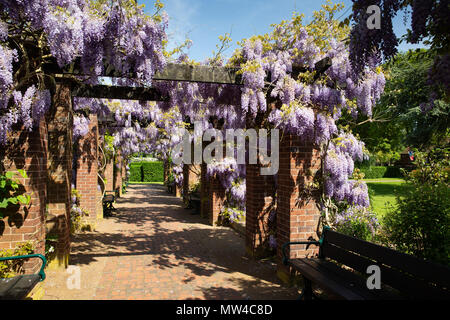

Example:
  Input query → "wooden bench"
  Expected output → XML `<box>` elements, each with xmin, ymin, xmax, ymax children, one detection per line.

<box><xmin>0</xmin><ymin>254</ymin><xmax>46</xmax><ymax>300</ymax></box>
<box><xmin>167</xmin><ymin>181</ymin><xmax>175</xmax><ymax>194</ymax></box>
<box><xmin>103</xmin><ymin>187</ymin><xmax>120</xmax><ymax>217</ymax></box>
<box><xmin>282</xmin><ymin>226</ymin><xmax>450</xmax><ymax>300</ymax></box>
<box><xmin>187</xmin><ymin>193</ymin><xmax>201</xmax><ymax>214</ymax></box>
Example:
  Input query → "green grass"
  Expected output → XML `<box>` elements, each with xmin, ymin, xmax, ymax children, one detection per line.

<box><xmin>365</xmin><ymin>178</ymin><xmax>411</xmax><ymax>218</ymax></box>
<box><xmin>128</xmin><ymin>181</ymin><xmax>164</xmax><ymax>185</ymax></box>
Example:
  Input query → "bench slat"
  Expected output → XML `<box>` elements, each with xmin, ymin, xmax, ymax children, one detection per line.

<box><xmin>322</xmin><ymin>242</ymin><xmax>449</xmax><ymax>299</ymax></box>
<box><xmin>290</xmin><ymin>258</ymin><xmax>366</xmax><ymax>300</ymax></box>
<box><xmin>303</xmin><ymin>258</ymin><xmax>401</xmax><ymax>300</ymax></box>
<box><xmin>0</xmin><ymin>275</ymin><xmax>41</xmax><ymax>300</ymax></box>
<box><xmin>324</xmin><ymin>229</ymin><xmax>450</xmax><ymax>288</ymax></box>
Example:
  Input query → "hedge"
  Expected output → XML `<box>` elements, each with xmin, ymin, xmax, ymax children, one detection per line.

<box><xmin>129</xmin><ymin>163</ymin><xmax>142</xmax><ymax>182</ymax></box>
<box><xmin>384</xmin><ymin>166</ymin><xmax>404</xmax><ymax>178</ymax></box>
<box><xmin>128</xmin><ymin>161</ymin><xmax>164</xmax><ymax>182</ymax></box>
<box><xmin>141</xmin><ymin>162</ymin><xmax>164</xmax><ymax>182</ymax></box>
<box><xmin>358</xmin><ymin>166</ymin><xmax>404</xmax><ymax>179</ymax></box>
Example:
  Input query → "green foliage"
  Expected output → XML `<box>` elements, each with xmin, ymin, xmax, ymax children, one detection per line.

<box><xmin>335</xmin><ymin>208</ymin><xmax>379</xmax><ymax>242</ymax></box>
<box><xmin>384</xmin><ymin>166</ymin><xmax>403</xmax><ymax>178</ymax></box>
<box><xmin>381</xmin><ymin>148</ymin><xmax>450</xmax><ymax>266</ymax></box>
<box><xmin>142</xmin><ymin>162</ymin><xmax>164</xmax><ymax>182</ymax></box>
<box><xmin>357</xmin><ymin>166</ymin><xmax>404</xmax><ymax>179</ymax></box>
<box><xmin>0</xmin><ymin>170</ymin><xmax>31</xmax><ymax>218</ymax></box>
<box><xmin>189</xmin><ymin>182</ymin><xmax>200</xmax><ymax>195</ymax></box>
<box><xmin>70</xmin><ymin>189</ymin><xmax>89</xmax><ymax>234</ymax></box>
<box><xmin>103</xmin><ymin>133</ymin><xmax>115</xmax><ymax>162</ymax></box>
<box><xmin>45</xmin><ymin>234</ymin><xmax>58</xmax><ymax>262</ymax></box>
<box><xmin>0</xmin><ymin>241</ymin><xmax>35</xmax><ymax>278</ymax></box>
<box><xmin>358</xmin><ymin>166</ymin><xmax>387</xmax><ymax>179</ymax></box>
<box><xmin>129</xmin><ymin>161</ymin><xmax>164</xmax><ymax>182</ymax></box>
<box><xmin>129</xmin><ymin>163</ymin><xmax>142</xmax><ymax>182</ymax></box>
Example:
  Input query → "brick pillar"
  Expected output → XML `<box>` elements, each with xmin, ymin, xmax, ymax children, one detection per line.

<box><xmin>115</xmin><ymin>150</ymin><xmax>123</xmax><ymax>196</ymax></box>
<box><xmin>246</xmin><ymin>164</ymin><xmax>276</xmax><ymax>258</ymax></box>
<box><xmin>76</xmin><ymin>114</ymin><xmax>101</xmax><ymax>223</ymax></box>
<box><xmin>46</xmin><ymin>82</ymin><xmax>73</xmax><ymax>269</ymax></box>
<box><xmin>0</xmin><ymin>120</ymin><xmax>47</xmax><ymax>274</ymax></box>
<box><xmin>163</xmin><ymin>160</ymin><xmax>168</xmax><ymax>184</ymax></box>
<box><xmin>208</xmin><ymin>177</ymin><xmax>226</xmax><ymax>226</ymax></box>
<box><xmin>104</xmin><ymin>158</ymin><xmax>114</xmax><ymax>191</ymax></box>
<box><xmin>276</xmin><ymin>134</ymin><xmax>321</xmax><ymax>282</ymax></box>
<box><xmin>182</xmin><ymin>164</ymin><xmax>200</xmax><ymax>203</ymax></box>
<box><xmin>175</xmin><ymin>182</ymin><xmax>182</xmax><ymax>198</ymax></box>
<box><xmin>200</xmin><ymin>162</ymin><xmax>210</xmax><ymax>219</ymax></box>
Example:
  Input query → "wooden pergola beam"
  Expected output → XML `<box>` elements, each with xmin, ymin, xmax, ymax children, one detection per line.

<box><xmin>153</xmin><ymin>63</ymin><xmax>242</xmax><ymax>84</ymax></box>
<box><xmin>46</xmin><ymin>58</ymin><xmax>331</xmax><ymax>87</ymax></box>
<box><xmin>71</xmin><ymin>84</ymin><xmax>169</xmax><ymax>101</ymax></box>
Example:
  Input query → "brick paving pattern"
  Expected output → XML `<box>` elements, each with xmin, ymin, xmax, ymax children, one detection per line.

<box><xmin>42</xmin><ymin>184</ymin><xmax>300</xmax><ymax>300</ymax></box>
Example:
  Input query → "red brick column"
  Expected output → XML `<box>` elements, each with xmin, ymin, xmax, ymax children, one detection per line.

<box><xmin>276</xmin><ymin>134</ymin><xmax>321</xmax><ymax>282</ymax></box>
<box><xmin>208</xmin><ymin>177</ymin><xmax>226</xmax><ymax>226</ymax></box>
<box><xmin>246</xmin><ymin>164</ymin><xmax>276</xmax><ymax>257</ymax></box>
<box><xmin>114</xmin><ymin>150</ymin><xmax>123</xmax><ymax>196</ymax></box>
<box><xmin>76</xmin><ymin>114</ymin><xmax>101</xmax><ymax>223</ymax></box>
<box><xmin>0</xmin><ymin>120</ymin><xmax>48</xmax><ymax>274</ymax></box>
<box><xmin>163</xmin><ymin>160</ymin><xmax>168</xmax><ymax>184</ymax></box>
<box><xmin>175</xmin><ymin>182</ymin><xmax>182</xmax><ymax>198</ymax></box>
<box><xmin>200</xmin><ymin>163</ymin><xmax>210</xmax><ymax>219</ymax></box>
<box><xmin>182</xmin><ymin>164</ymin><xmax>200</xmax><ymax>203</ymax></box>
<box><xmin>46</xmin><ymin>82</ymin><xmax>73</xmax><ymax>268</ymax></box>
<box><xmin>104</xmin><ymin>158</ymin><xmax>114</xmax><ymax>191</ymax></box>
<box><xmin>122</xmin><ymin>159</ymin><xmax>127</xmax><ymax>181</ymax></box>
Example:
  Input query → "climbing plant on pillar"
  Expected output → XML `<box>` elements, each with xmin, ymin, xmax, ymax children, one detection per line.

<box><xmin>0</xmin><ymin>170</ymin><xmax>31</xmax><ymax>217</ymax></box>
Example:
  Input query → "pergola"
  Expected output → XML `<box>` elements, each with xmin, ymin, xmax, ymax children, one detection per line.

<box><xmin>3</xmin><ymin>56</ymin><xmax>330</xmax><ymax>278</ymax></box>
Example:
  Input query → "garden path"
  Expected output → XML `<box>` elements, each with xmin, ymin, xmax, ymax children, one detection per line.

<box><xmin>41</xmin><ymin>184</ymin><xmax>299</xmax><ymax>300</ymax></box>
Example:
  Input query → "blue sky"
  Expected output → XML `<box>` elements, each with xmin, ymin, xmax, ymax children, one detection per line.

<box><xmin>142</xmin><ymin>0</ymin><xmax>425</xmax><ymax>62</ymax></box>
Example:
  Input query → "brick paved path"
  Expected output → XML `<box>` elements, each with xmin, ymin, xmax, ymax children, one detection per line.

<box><xmin>42</xmin><ymin>184</ymin><xmax>300</xmax><ymax>300</ymax></box>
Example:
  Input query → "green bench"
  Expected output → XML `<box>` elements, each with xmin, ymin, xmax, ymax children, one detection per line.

<box><xmin>103</xmin><ymin>187</ymin><xmax>120</xmax><ymax>217</ymax></box>
<box><xmin>282</xmin><ymin>226</ymin><xmax>450</xmax><ymax>300</ymax></box>
<box><xmin>187</xmin><ymin>193</ymin><xmax>201</xmax><ymax>214</ymax></box>
<box><xmin>167</xmin><ymin>181</ymin><xmax>175</xmax><ymax>194</ymax></box>
<box><xmin>0</xmin><ymin>254</ymin><xmax>47</xmax><ymax>300</ymax></box>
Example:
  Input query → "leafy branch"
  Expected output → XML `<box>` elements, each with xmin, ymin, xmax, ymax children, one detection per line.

<box><xmin>0</xmin><ymin>170</ymin><xmax>32</xmax><ymax>218</ymax></box>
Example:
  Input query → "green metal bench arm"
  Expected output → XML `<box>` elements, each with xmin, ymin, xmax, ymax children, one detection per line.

<box><xmin>282</xmin><ymin>226</ymin><xmax>331</xmax><ymax>265</ymax></box>
<box><xmin>282</xmin><ymin>241</ymin><xmax>322</xmax><ymax>266</ymax></box>
<box><xmin>0</xmin><ymin>254</ymin><xmax>47</xmax><ymax>281</ymax></box>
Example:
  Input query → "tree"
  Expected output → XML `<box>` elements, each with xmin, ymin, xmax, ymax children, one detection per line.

<box><xmin>348</xmin><ymin>0</ymin><xmax>449</xmax><ymax>101</ymax></box>
<box><xmin>354</xmin><ymin>50</ymin><xmax>449</xmax><ymax>150</ymax></box>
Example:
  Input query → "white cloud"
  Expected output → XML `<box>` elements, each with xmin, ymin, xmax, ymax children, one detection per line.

<box><xmin>164</xmin><ymin>0</ymin><xmax>200</xmax><ymax>50</ymax></box>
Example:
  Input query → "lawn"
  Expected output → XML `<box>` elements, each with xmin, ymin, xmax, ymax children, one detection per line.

<box><xmin>365</xmin><ymin>179</ymin><xmax>411</xmax><ymax>218</ymax></box>
<box><xmin>128</xmin><ymin>181</ymin><xmax>164</xmax><ymax>185</ymax></box>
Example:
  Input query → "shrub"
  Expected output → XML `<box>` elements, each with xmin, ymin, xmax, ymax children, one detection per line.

<box><xmin>384</xmin><ymin>166</ymin><xmax>403</xmax><ymax>178</ymax></box>
<box><xmin>128</xmin><ymin>161</ymin><xmax>164</xmax><ymax>182</ymax></box>
<box><xmin>141</xmin><ymin>161</ymin><xmax>164</xmax><ymax>182</ymax></box>
<box><xmin>0</xmin><ymin>241</ymin><xmax>34</xmax><ymax>278</ymax></box>
<box><xmin>334</xmin><ymin>207</ymin><xmax>379</xmax><ymax>242</ymax></box>
<box><xmin>358</xmin><ymin>166</ymin><xmax>387</xmax><ymax>179</ymax></box>
<box><xmin>381</xmin><ymin>148</ymin><xmax>450</xmax><ymax>266</ymax></box>
<box><xmin>129</xmin><ymin>163</ymin><xmax>143</xmax><ymax>182</ymax></box>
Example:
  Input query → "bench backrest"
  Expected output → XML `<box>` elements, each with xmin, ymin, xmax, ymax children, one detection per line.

<box><xmin>320</xmin><ymin>228</ymin><xmax>450</xmax><ymax>299</ymax></box>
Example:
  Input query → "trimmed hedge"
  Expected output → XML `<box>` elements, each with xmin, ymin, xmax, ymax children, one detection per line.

<box><xmin>128</xmin><ymin>161</ymin><xmax>164</xmax><ymax>182</ymax></box>
<box><xmin>384</xmin><ymin>166</ymin><xmax>403</xmax><ymax>178</ymax></box>
<box><xmin>358</xmin><ymin>166</ymin><xmax>404</xmax><ymax>179</ymax></box>
<box><xmin>142</xmin><ymin>162</ymin><xmax>164</xmax><ymax>182</ymax></box>
<box><xmin>129</xmin><ymin>163</ymin><xmax>142</xmax><ymax>182</ymax></box>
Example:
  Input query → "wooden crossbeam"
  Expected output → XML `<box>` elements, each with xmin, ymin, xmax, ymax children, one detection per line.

<box><xmin>153</xmin><ymin>63</ymin><xmax>242</xmax><ymax>84</ymax></box>
<box><xmin>46</xmin><ymin>58</ymin><xmax>331</xmax><ymax>87</ymax></box>
<box><xmin>71</xmin><ymin>84</ymin><xmax>169</xmax><ymax>101</ymax></box>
